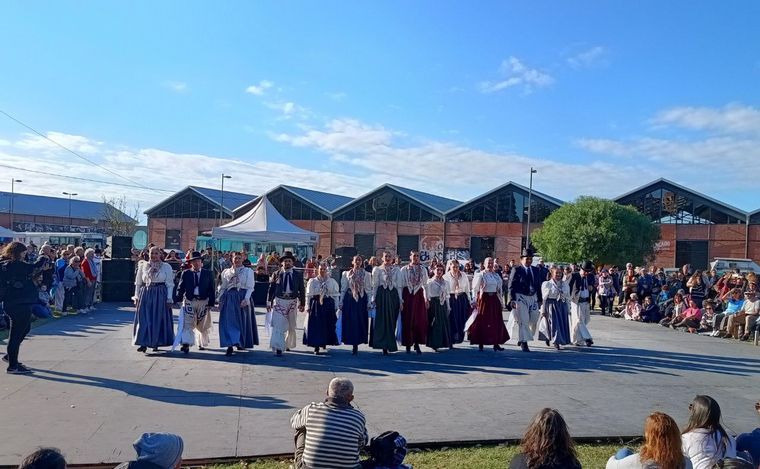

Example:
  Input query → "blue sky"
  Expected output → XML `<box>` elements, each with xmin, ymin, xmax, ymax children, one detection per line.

<box><xmin>1</xmin><ymin>1</ymin><xmax>759</xmax><ymax>219</ymax></box>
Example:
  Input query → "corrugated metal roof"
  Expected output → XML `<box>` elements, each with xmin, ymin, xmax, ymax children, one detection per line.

<box><xmin>0</xmin><ymin>191</ymin><xmax>133</xmax><ymax>221</ymax></box>
<box><xmin>387</xmin><ymin>184</ymin><xmax>463</xmax><ymax>213</ymax></box>
<box><xmin>281</xmin><ymin>186</ymin><xmax>353</xmax><ymax>212</ymax></box>
<box><xmin>447</xmin><ymin>181</ymin><xmax>564</xmax><ymax>214</ymax></box>
<box><xmin>189</xmin><ymin>186</ymin><xmax>257</xmax><ymax>211</ymax></box>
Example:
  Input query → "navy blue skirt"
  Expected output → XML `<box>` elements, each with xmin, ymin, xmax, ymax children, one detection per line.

<box><xmin>449</xmin><ymin>293</ymin><xmax>470</xmax><ymax>344</ymax></box>
<box><xmin>341</xmin><ymin>292</ymin><xmax>369</xmax><ymax>346</ymax></box>
<box><xmin>219</xmin><ymin>288</ymin><xmax>258</xmax><ymax>348</ymax></box>
<box><xmin>133</xmin><ymin>284</ymin><xmax>175</xmax><ymax>347</ymax></box>
<box><xmin>304</xmin><ymin>296</ymin><xmax>339</xmax><ymax>347</ymax></box>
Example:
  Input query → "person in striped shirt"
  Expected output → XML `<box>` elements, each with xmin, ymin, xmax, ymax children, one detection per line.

<box><xmin>290</xmin><ymin>378</ymin><xmax>368</xmax><ymax>469</ymax></box>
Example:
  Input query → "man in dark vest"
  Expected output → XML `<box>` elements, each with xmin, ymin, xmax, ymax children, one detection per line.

<box><xmin>174</xmin><ymin>251</ymin><xmax>215</xmax><ymax>354</ymax></box>
<box><xmin>268</xmin><ymin>252</ymin><xmax>305</xmax><ymax>356</ymax></box>
<box><xmin>508</xmin><ymin>248</ymin><xmax>543</xmax><ymax>352</ymax></box>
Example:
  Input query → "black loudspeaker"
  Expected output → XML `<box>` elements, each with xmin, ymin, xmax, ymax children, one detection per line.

<box><xmin>101</xmin><ymin>259</ymin><xmax>136</xmax><ymax>283</ymax></box>
<box><xmin>335</xmin><ymin>246</ymin><xmax>357</xmax><ymax>270</ymax></box>
<box><xmin>107</xmin><ymin>236</ymin><xmax>133</xmax><ymax>259</ymax></box>
<box><xmin>101</xmin><ymin>281</ymin><xmax>134</xmax><ymax>302</ymax></box>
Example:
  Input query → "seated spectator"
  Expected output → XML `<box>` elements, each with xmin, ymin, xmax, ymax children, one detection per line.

<box><xmin>700</xmin><ymin>301</ymin><xmax>717</xmax><ymax>333</ymax></box>
<box><xmin>115</xmin><ymin>432</ymin><xmax>184</xmax><ymax>469</ymax></box>
<box><xmin>18</xmin><ymin>448</ymin><xmax>67</xmax><ymax>469</ymax></box>
<box><xmin>736</xmin><ymin>401</ymin><xmax>760</xmax><ymax>468</ymax></box>
<box><xmin>622</xmin><ymin>294</ymin><xmax>642</xmax><ymax>321</ymax></box>
<box><xmin>508</xmin><ymin>408</ymin><xmax>581</xmax><ymax>469</ymax></box>
<box><xmin>672</xmin><ymin>298</ymin><xmax>702</xmax><ymax>333</ymax></box>
<box><xmin>640</xmin><ymin>296</ymin><xmax>661</xmax><ymax>323</ymax></box>
<box><xmin>606</xmin><ymin>411</ymin><xmax>692</xmax><ymax>468</ymax></box>
<box><xmin>713</xmin><ymin>289</ymin><xmax>744</xmax><ymax>337</ymax></box>
<box><xmin>682</xmin><ymin>395</ymin><xmax>737</xmax><ymax>469</ymax></box>
<box><xmin>291</xmin><ymin>377</ymin><xmax>368</xmax><ymax>469</ymax></box>
<box><xmin>656</xmin><ymin>284</ymin><xmax>671</xmax><ymax>306</ymax></box>
<box><xmin>660</xmin><ymin>293</ymin><xmax>686</xmax><ymax>327</ymax></box>
<box><xmin>733</xmin><ymin>290</ymin><xmax>760</xmax><ymax>341</ymax></box>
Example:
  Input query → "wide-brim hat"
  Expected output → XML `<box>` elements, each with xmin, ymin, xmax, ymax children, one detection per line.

<box><xmin>187</xmin><ymin>251</ymin><xmax>203</xmax><ymax>262</ymax></box>
<box><xmin>520</xmin><ymin>248</ymin><xmax>535</xmax><ymax>258</ymax></box>
<box><xmin>581</xmin><ymin>260</ymin><xmax>594</xmax><ymax>272</ymax></box>
<box><xmin>280</xmin><ymin>252</ymin><xmax>296</xmax><ymax>262</ymax></box>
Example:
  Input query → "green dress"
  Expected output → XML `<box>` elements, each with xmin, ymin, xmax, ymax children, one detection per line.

<box><xmin>370</xmin><ymin>286</ymin><xmax>400</xmax><ymax>351</ymax></box>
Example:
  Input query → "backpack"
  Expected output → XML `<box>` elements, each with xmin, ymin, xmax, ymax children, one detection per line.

<box><xmin>368</xmin><ymin>431</ymin><xmax>407</xmax><ymax>466</ymax></box>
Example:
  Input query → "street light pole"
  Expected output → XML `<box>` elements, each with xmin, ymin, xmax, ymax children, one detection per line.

<box><xmin>219</xmin><ymin>174</ymin><xmax>231</xmax><ymax>226</ymax></box>
<box><xmin>9</xmin><ymin>179</ymin><xmax>22</xmax><ymax>230</ymax></box>
<box><xmin>62</xmin><ymin>192</ymin><xmax>78</xmax><ymax>230</ymax></box>
<box><xmin>525</xmin><ymin>167</ymin><xmax>537</xmax><ymax>251</ymax></box>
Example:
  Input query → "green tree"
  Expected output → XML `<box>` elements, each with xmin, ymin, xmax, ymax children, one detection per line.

<box><xmin>531</xmin><ymin>196</ymin><xmax>660</xmax><ymax>265</ymax></box>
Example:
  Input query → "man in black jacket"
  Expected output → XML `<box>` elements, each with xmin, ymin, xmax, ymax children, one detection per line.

<box><xmin>568</xmin><ymin>260</ymin><xmax>595</xmax><ymax>347</ymax></box>
<box><xmin>268</xmin><ymin>252</ymin><xmax>305</xmax><ymax>355</ymax></box>
<box><xmin>508</xmin><ymin>248</ymin><xmax>543</xmax><ymax>352</ymax></box>
<box><xmin>174</xmin><ymin>251</ymin><xmax>215</xmax><ymax>354</ymax></box>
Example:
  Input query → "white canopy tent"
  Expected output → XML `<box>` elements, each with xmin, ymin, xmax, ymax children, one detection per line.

<box><xmin>0</xmin><ymin>226</ymin><xmax>19</xmax><ymax>240</ymax></box>
<box><xmin>211</xmin><ymin>196</ymin><xmax>319</xmax><ymax>244</ymax></box>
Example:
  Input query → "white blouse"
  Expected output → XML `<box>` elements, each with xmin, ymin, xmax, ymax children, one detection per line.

<box><xmin>371</xmin><ymin>265</ymin><xmax>403</xmax><ymax>303</ymax></box>
<box><xmin>541</xmin><ymin>279</ymin><xmax>569</xmax><ymax>301</ymax></box>
<box><xmin>305</xmin><ymin>276</ymin><xmax>340</xmax><ymax>312</ymax></box>
<box><xmin>426</xmin><ymin>277</ymin><xmax>450</xmax><ymax>306</ymax></box>
<box><xmin>134</xmin><ymin>261</ymin><xmax>175</xmax><ymax>300</ymax></box>
<box><xmin>220</xmin><ymin>266</ymin><xmax>254</xmax><ymax>301</ymax></box>
<box><xmin>340</xmin><ymin>268</ymin><xmax>373</xmax><ymax>306</ymax></box>
<box><xmin>471</xmin><ymin>271</ymin><xmax>503</xmax><ymax>297</ymax></box>
<box><xmin>443</xmin><ymin>271</ymin><xmax>471</xmax><ymax>300</ymax></box>
<box><xmin>399</xmin><ymin>264</ymin><xmax>428</xmax><ymax>294</ymax></box>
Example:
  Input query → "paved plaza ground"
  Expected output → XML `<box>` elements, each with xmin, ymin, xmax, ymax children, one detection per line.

<box><xmin>2</xmin><ymin>303</ymin><xmax>760</xmax><ymax>466</ymax></box>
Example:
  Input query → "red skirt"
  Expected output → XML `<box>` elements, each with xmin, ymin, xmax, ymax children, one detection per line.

<box><xmin>402</xmin><ymin>287</ymin><xmax>428</xmax><ymax>346</ymax></box>
<box><xmin>468</xmin><ymin>293</ymin><xmax>509</xmax><ymax>345</ymax></box>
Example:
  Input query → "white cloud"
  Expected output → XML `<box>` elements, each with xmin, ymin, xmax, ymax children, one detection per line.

<box><xmin>245</xmin><ymin>80</ymin><xmax>274</xmax><ymax>96</ymax></box>
<box><xmin>567</xmin><ymin>46</ymin><xmax>607</xmax><ymax>69</ymax></box>
<box><xmin>15</xmin><ymin>131</ymin><xmax>101</xmax><ymax>154</ymax></box>
<box><xmin>650</xmin><ymin>103</ymin><xmax>760</xmax><ymax>135</ymax></box>
<box><xmin>479</xmin><ymin>56</ymin><xmax>554</xmax><ymax>94</ymax></box>
<box><xmin>326</xmin><ymin>92</ymin><xmax>347</xmax><ymax>101</ymax></box>
<box><xmin>264</xmin><ymin>101</ymin><xmax>311</xmax><ymax>120</ymax></box>
<box><xmin>163</xmin><ymin>81</ymin><xmax>188</xmax><ymax>93</ymax></box>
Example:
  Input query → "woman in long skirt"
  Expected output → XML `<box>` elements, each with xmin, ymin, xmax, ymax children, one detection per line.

<box><xmin>340</xmin><ymin>255</ymin><xmax>373</xmax><ymax>355</ymax></box>
<box><xmin>540</xmin><ymin>266</ymin><xmax>571</xmax><ymax>350</ymax></box>
<box><xmin>443</xmin><ymin>259</ymin><xmax>471</xmax><ymax>348</ymax></box>
<box><xmin>304</xmin><ymin>263</ymin><xmax>340</xmax><ymax>355</ymax></box>
<box><xmin>426</xmin><ymin>264</ymin><xmax>451</xmax><ymax>351</ymax></box>
<box><xmin>133</xmin><ymin>246</ymin><xmax>175</xmax><ymax>353</ymax></box>
<box><xmin>399</xmin><ymin>251</ymin><xmax>429</xmax><ymax>354</ymax></box>
<box><xmin>370</xmin><ymin>252</ymin><xmax>402</xmax><ymax>355</ymax></box>
<box><xmin>468</xmin><ymin>257</ymin><xmax>509</xmax><ymax>351</ymax></box>
<box><xmin>218</xmin><ymin>252</ymin><xmax>258</xmax><ymax>356</ymax></box>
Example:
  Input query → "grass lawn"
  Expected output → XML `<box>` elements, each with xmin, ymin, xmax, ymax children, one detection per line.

<box><xmin>205</xmin><ymin>442</ymin><xmax>632</xmax><ymax>469</ymax></box>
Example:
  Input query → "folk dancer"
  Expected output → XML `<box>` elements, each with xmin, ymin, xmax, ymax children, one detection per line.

<box><xmin>426</xmin><ymin>263</ymin><xmax>451</xmax><ymax>351</ymax></box>
<box><xmin>568</xmin><ymin>260</ymin><xmax>595</xmax><ymax>347</ymax></box>
<box><xmin>370</xmin><ymin>252</ymin><xmax>403</xmax><ymax>355</ymax></box>
<box><xmin>469</xmin><ymin>257</ymin><xmax>509</xmax><ymax>351</ymax></box>
<box><xmin>303</xmin><ymin>263</ymin><xmax>340</xmax><ymax>355</ymax></box>
<box><xmin>267</xmin><ymin>252</ymin><xmax>305</xmax><ymax>356</ymax></box>
<box><xmin>174</xmin><ymin>251</ymin><xmax>215</xmax><ymax>354</ymax></box>
<box><xmin>399</xmin><ymin>251</ymin><xmax>429</xmax><ymax>354</ymax></box>
<box><xmin>507</xmin><ymin>248</ymin><xmax>543</xmax><ymax>352</ymax></box>
<box><xmin>133</xmin><ymin>246</ymin><xmax>175</xmax><ymax>353</ymax></box>
<box><xmin>340</xmin><ymin>255</ymin><xmax>373</xmax><ymax>355</ymax></box>
<box><xmin>540</xmin><ymin>266</ymin><xmax>572</xmax><ymax>350</ymax></box>
<box><xmin>218</xmin><ymin>252</ymin><xmax>258</xmax><ymax>356</ymax></box>
<box><xmin>443</xmin><ymin>259</ymin><xmax>471</xmax><ymax>348</ymax></box>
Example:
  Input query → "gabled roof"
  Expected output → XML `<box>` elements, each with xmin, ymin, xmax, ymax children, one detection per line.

<box><xmin>614</xmin><ymin>178</ymin><xmax>747</xmax><ymax>220</ymax></box>
<box><xmin>145</xmin><ymin>186</ymin><xmax>257</xmax><ymax>216</ymax></box>
<box><xmin>332</xmin><ymin>183</ymin><xmax>463</xmax><ymax>216</ymax></box>
<box><xmin>233</xmin><ymin>185</ymin><xmax>352</xmax><ymax>216</ymax></box>
<box><xmin>0</xmin><ymin>191</ymin><xmax>133</xmax><ymax>221</ymax></box>
<box><xmin>447</xmin><ymin>181</ymin><xmax>564</xmax><ymax>214</ymax></box>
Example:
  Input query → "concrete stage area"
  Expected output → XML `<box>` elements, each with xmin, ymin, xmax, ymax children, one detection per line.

<box><xmin>2</xmin><ymin>303</ymin><xmax>760</xmax><ymax>466</ymax></box>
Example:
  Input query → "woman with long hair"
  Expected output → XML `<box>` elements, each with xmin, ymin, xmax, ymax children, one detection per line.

<box><xmin>1</xmin><ymin>241</ymin><xmax>49</xmax><ymax>374</ymax></box>
<box><xmin>509</xmin><ymin>408</ymin><xmax>581</xmax><ymax>469</ymax></box>
<box><xmin>339</xmin><ymin>255</ymin><xmax>372</xmax><ymax>355</ymax></box>
<box><xmin>443</xmin><ymin>259</ymin><xmax>471</xmax><ymax>348</ymax></box>
<box><xmin>133</xmin><ymin>246</ymin><xmax>176</xmax><ymax>354</ymax></box>
<box><xmin>606</xmin><ymin>412</ymin><xmax>692</xmax><ymax>468</ymax></box>
<box><xmin>682</xmin><ymin>395</ymin><xmax>737</xmax><ymax>469</ymax></box>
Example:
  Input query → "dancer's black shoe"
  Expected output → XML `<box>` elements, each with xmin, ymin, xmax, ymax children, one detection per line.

<box><xmin>225</xmin><ymin>346</ymin><xmax>234</xmax><ymax>356</ymax></box>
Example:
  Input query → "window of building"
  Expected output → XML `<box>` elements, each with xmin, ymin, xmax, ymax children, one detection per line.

<box><xmin>617</xmin><ymin>184</ymin><xmax>744</xmax><ymax>225</ymax></box>
<box><xmin>397</xmin><ymin>235</ymin><xmax>420</xmax><ymax>260</ymax></box>
<box><xmin>354</xmin><ymin>234</ymin><xmax>375</xmax><ymax>258</ymax></box>
<box><xmin>470</xmin><ymin>237</ymin><xmax>495</xmax><ymax>264</ymax></box>
<box><xmin>150</xmin><ymin>193</ymin><xmax>222</xmax><ymax>219</ymax></box>
<box><xmin>333</xmin><ymin>188</ymin><xmax>442</xmax><ymax>222</ymax></box>
<box><xmin>446</xmin><ymin>186</ymin><xmax>557</xmax><ymax>223</ymax></box>
<box><xmin>165</xmin><ymin>230</ymin><xmax>181</xmax><ymax>249</ymax></box>
<box><xmin>268</xmin><ymin>188</ymin><xmax>328</xmax><ymax>221</ymax></box>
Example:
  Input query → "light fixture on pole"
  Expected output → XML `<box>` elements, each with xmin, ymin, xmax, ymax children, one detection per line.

<box><xmin>525</xmin><ymin>167</ymin><xmax>537</xmax><ymax>251</ymax></box>
<box><xmin>219</xmin><ymin>174</ymin><xmax>232</xmax><ymax>226</ymax></box>
<box><xmin>62</xmin><ymin>192</ymin><xmax>78</xmax><ymax>230</ymax></box>
<box><xmin>9</xmin><ymin>179</ymin><xmax>22</xmax><ymax>230</ymax></box>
